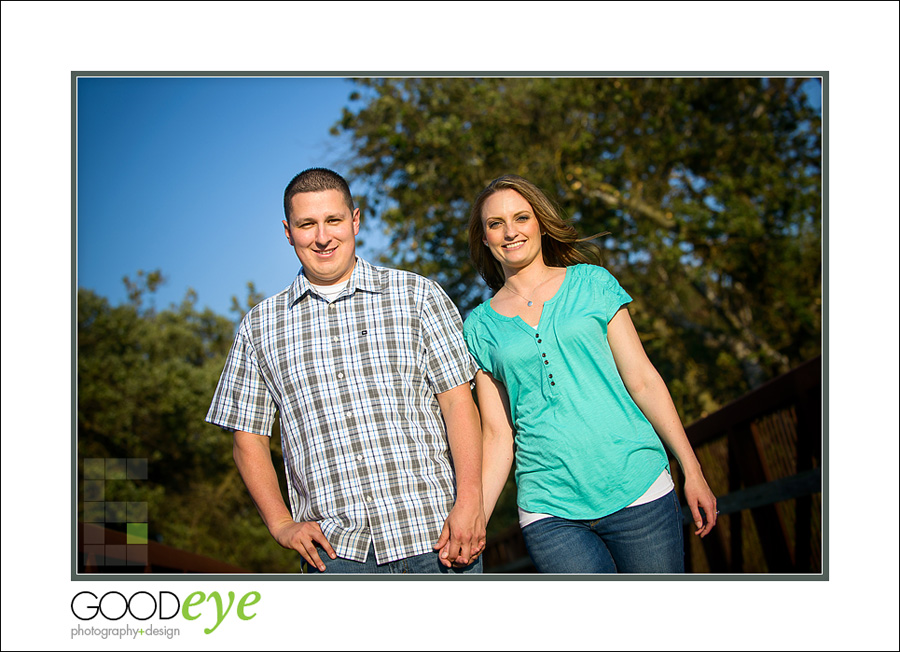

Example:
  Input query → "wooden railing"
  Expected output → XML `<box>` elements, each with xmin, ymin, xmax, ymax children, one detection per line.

<box><xmin>483</xmin><ymin>355</ymin><xmax>823</xmax><ymax>573</ymax></box>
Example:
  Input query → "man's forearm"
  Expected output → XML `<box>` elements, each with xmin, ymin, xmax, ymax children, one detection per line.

<box><xmin>232</xmin><ymin>430</ymin><xmax>294</xmax><ymax>534</ymax></box>
<box><xmin>437</xmin><ymin>384</ymin><xmax>484</xmax><ymax>505</ymax></box>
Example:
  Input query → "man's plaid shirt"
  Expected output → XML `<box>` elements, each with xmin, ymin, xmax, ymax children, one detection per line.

<box><xmin>206</xmin><ymin>258</ymin><xmax>477</xmax><ymax>564</ymax></box>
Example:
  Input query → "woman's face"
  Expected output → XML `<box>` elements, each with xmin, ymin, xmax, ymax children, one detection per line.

<box><xmin>481</xmin><ymin>189</ymin><xmax>543</xmax><ymax>272</ymax></box>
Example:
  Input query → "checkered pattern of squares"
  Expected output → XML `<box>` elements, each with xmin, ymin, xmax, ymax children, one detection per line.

<box><xmin>82</xmin><ymin>458</ymin><xmax>148</xmax><ymax>566</ymax></box>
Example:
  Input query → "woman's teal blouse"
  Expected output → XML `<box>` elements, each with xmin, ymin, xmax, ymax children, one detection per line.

<box><xmin>463</xmin><ymin>265</ymin><xmax>669</xmax><ymax>519</ymax></box>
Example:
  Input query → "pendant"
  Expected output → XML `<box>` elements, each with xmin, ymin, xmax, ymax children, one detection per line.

<box><xmin>527</xmin><ymin>301</ymin><xmax>533</xmax><ymax>307</ymax></box>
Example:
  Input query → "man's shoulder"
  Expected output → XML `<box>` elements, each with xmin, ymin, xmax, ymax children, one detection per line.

<box><xmin>240</xmin><ymin>281</ymin><xmax>295</xmax><ymax>326</ymax></box>
<box><xmin>364</xmin><ymin>261</ymin><xmax>441</xmax><ymax>296</ymax></box>
<box><xmin>369</xmin><ymin>261</ymin><xmax>431</xmax><ymax>284</ymax></box>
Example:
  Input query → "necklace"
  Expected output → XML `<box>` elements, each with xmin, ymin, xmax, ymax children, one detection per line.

<box><xmin>504</xmin><ymin>284</ymin><xmax>536</xmax><ymax>307</ymax></box>
<box><xmin>503</xmin><ymin>271</ymin><xmax>552</xmax><ymax>307</ymax></box>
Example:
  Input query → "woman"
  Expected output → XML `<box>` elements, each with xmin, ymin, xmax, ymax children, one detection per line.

<box><xmin>463</xmin><ymin>174</ymin><xmax>717</xmax><ymax>573</ymax></box>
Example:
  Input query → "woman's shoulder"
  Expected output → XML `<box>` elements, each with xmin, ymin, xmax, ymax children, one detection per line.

<box><xmin>463</xmin><ymin>299</ymin><xmax>492</xmax><ymax>332</ymax></box>
<box><xmin>568</xmin><ymin>263</ymin><xmax>618</xmax><ymax>285</ymax></box>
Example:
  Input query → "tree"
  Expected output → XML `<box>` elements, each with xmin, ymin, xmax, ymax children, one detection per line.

<box><xmin>78</xmin><ymin>272</ymin><xmax>298</xmax><ymax>571</ymax></box>
<box><xmin>333</xmin><ymin>77</ymin><xmax>821</xmax><ymax>422</ymax></box>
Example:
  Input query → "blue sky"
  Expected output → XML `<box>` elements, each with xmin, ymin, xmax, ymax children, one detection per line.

<box><xmin>78</xmin><ymin>76</ymin><xmax>369</xmax><ymax>316</ymax></box>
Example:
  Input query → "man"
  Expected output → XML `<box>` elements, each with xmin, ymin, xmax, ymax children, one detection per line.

<box><xmin>207</xmin><ymin>168</ymin><xmax>485</xmax><ymax>573</ymax></box>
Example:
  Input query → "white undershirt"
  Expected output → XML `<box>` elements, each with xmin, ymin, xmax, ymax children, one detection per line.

<box><xmin>308</xmin><ymin>279</ymin><xmax>350</xmax><ymax>302</ymax></box>
<box><xmin>518</xmin><ymin>468</ymin><xmax>675</xmax><ymax>528</ymax></box>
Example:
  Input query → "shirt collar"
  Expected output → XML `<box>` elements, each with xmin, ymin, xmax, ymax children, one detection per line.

<box><xmin>286</xmin><ymin>257</ymin><xmax>387</xmax><ymax>307</ymax></box>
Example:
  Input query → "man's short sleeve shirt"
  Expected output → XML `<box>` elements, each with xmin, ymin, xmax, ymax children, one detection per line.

<box><xmin>207</xmin><ymin>258</ymin><xmax>477</xmax><ymax>564</ymax></box>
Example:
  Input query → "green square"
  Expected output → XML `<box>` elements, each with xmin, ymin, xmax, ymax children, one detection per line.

<box><xmin>84</xmin><ymin>458</ymin><xmax>106</xmax><ymax>479</ymax></box>
<box><xmin>127</xmin><ymin>523</ymin><xmax>148</xmax><ymax>544</ymax></box>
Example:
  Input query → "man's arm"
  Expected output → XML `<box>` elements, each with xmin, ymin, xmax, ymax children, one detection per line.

<box><xmin>607</xmin><ymin>308</ymin><xmax>718</xmax><ymax>537</ymax></box>
<box><xmin>432</xmin><ymin>383</ymin><xmax>486</xmax><ymax>567</ymax></box>
<box><xmin>232</xmin><ymin>430</ymin><xmax>337</xmax><ymax>570</ymax></box>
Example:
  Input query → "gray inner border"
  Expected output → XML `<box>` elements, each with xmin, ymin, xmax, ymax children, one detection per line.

<box><xmin>71</xmin><ymin>70</ymin><xmax>828</xmax><ymax>582</ymax></box>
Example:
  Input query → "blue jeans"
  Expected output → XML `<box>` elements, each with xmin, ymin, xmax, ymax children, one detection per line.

<box><xmin>521</xmin><ymin>490</ymin><xmax>685</xmax><ymax>573</ymax></box>
<box><xmin>305</xmin><ymin>542</ymin><xmax>483</xmax><ymax>575</ymax></box>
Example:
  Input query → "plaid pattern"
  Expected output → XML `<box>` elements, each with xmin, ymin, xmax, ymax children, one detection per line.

<box><xmin>207</xmin><ymin>258</ymin><xmax>477</xmax><ymax>564</ymax></box>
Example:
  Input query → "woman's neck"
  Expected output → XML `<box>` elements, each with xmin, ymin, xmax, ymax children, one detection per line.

<box><xmin>503</xmin><ymin>260</ymin><xmax>554</xmax><ymax>292</ymax></box>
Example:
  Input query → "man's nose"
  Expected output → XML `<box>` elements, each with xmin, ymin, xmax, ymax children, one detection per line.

<box><xmin>315</xmin><ymin>224</ymin><xmax>331</xmax><ymax>244</ymax></box>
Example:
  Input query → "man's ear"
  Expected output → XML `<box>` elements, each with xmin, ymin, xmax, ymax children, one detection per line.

<box><xmin>352</xmin><ymin>208</ymin><xmax>361</xmax><ymax>235</ymax></box>
<box><xmin>283</xmin><ymin>219</ymin><xmax>293</xmax><ymax>245</ymax></box>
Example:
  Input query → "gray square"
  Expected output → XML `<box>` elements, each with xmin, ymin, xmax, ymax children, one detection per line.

<box><xmin>84</xmin><ymin>480</ymin><xmax>105</xmax><ymax>501</ymax></box>
<box><xmin>127</xmin><ymin>458</ymin><xmax>148</xmax><ymax>480</ymax></box>
<box><xmin>84</xmin><ymin>458</ymin><xmax>106</xmax><ymax>479</ymax></box>
<box><xmin>105</xmin><ymin>502</ymin><xmax>126</xmax><ymax>522</ymax></box>
<box><xmin>106</xmin><ymin>458</ymin><xmax>126</xmax><ymax>480</ymax></box>
<box><xmin>83</xmin><ymin>502</ymin><xmax>105</xmax><ymax>523</ymax></box>
<box><xmin>127</xmin><ymin>502</ymin><xmax>148</xmax><ymax>522</ymax></box>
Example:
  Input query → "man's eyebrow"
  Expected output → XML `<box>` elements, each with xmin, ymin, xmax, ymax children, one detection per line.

<box><xmin>293</xmin><ymin>213</ymin><xmax>345</xmax><ymax>224</ymax></box>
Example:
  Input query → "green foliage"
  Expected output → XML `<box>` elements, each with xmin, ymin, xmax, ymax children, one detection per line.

<box><xmin>78</xmin><ymin>273</ymin><xmax>299</xmax><ymax>571</ymax></box>
<box><xmin>334</xmin><ymin>77</ymin><xmax>822</xmax><ymax>422</ymax></box>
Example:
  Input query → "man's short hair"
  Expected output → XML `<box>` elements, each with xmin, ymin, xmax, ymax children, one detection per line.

<box><xmin>283</xmin><ymin>168</ymin><xmax>355</xmax><ymax>220</ymax></box>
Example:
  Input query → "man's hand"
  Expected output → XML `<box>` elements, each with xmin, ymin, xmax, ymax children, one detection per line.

<box><xmin>433</xmin><ymin>500</ymin><xmax>486</xmax><ymax>568</ymax></box>
<box><xmin>271</xmin><ymin>518</ymin><xmax>337</xmax><ymax>572</ymax></box>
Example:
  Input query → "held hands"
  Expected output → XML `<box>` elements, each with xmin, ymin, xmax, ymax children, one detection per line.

<box><xmin>433</xmin><ymin>500</ymin><xmax>486</xmax><ymax>568</ymax></box>
<box><xmin>684</xmin><ymin>471</ymin><xmax>718</xmax><ymax>538</ymax></box>
<box><xmin>270</xmin><ymin>518</ymin><xmax>336</xmax><ymax>572</ymax></box>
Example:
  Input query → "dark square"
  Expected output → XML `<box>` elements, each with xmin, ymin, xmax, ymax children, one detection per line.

<box><xmin>83</xmin><ymin>545</ymin><xmax>105</xmax><ymax>567</ymax></box>
<box><xmin>83</xmin><ymin>525</ymin><xmax>105</xmax><ymax>544</ymax></box>
<box><xmin>127</xmin><ymin>545</ymin><xmax>148</xmax><ymax>566</ymax></box>
<box><xmin>105</xmin><ymin>545</ymin><xmax>127</xmax><ymax>565</ymax></box>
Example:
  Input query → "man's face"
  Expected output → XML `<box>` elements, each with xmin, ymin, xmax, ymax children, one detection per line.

<box><xmin>283</xmin><ymin>189</ymin><xmax>360</xmax><ymax>286</ymax></box>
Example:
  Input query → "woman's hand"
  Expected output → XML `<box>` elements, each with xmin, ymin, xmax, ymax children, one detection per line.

<box><xmin>683</xmin><ymin>471</ymin><xmax>718</xmax><ymax>537</ymax></box>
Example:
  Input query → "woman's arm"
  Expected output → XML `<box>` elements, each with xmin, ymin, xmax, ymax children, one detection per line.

<box><xmin>474</xmin><ymin>370</ymin><xmax>516</xmax><ymax>523</ymax></box>
<box><xmin>607</xmin><ymin>307</ymin><xmax>718</xmax><ymax>537</ymax></box>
